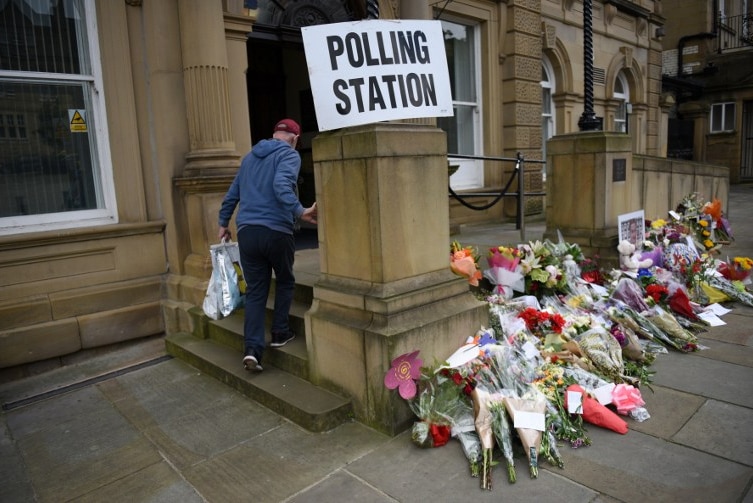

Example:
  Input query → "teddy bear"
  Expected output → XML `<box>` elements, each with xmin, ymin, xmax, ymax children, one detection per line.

<box><xmin>617</xmin><ymin>240</ymin><xmax>653</xmax><ymax>273</ymax></box>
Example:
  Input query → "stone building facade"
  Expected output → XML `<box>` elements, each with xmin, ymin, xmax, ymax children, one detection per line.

<box><xmin>0</xmin><ymin>0</ymin><xmax>669</xmax><ymax>377</ymax></box>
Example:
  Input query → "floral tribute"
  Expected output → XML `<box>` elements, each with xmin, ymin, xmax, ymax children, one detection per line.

<box><xmin>383</xmin><ymin>192</ymin><xmax>753</xmax><ymax>491</ymax></box>
<box><xmin>450</xmin><ymin>241</ymin><xmax>482</xmax><ymax>286</ymax></box>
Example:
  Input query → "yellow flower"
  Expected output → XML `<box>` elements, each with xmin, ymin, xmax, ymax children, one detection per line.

<box><xmin>734</xmin><ymin>257</ymin><xmax>753</xmax><ymax>270</ymax></box>
<box><xmin>704</xmin><ymin>239</ymin><xmax>714</xmax><ymax>249</ymax></box>
<box><xmin>651</xmin><ymin>219</ymin><xmax>667</xmax><ymax>229</ymax></box>
<box><xmin>698</xmin><ymin>220</ymin><xmax>709</xmax><ymax>228</ymax></box>
<box><xmin>703</xmin><ymin>230</ymin><xmax>710</xmax><ymax>237</ymax></box>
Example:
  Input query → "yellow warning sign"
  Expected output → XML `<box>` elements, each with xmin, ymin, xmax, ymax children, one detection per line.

<box><xmin>68</xmin><ymin>109</ymin><xmax>87</xmax><ymax>133</ymax></box>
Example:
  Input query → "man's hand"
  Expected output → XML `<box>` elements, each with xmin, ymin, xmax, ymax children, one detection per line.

<box><xmin>218</xmin><ymin>226</ymin><xmax>231</xmax><ymax>242</ymax></box>
<box><xmin>300</xmin><ymin>202</ymin><xmax>317</xmax><ymax>225</ymax></box>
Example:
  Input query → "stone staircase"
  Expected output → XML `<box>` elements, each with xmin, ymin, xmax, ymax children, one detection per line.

<box><xmin>165</xmin><ymin>276</ymin><xmax>353</xmax><ymax>433</ymax></box>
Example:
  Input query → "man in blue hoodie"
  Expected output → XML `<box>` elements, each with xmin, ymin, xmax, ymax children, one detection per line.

<box><xmin>218</xmin><ymin>118</ymin><xmax>317</xmax><ymax>371</ymax></box>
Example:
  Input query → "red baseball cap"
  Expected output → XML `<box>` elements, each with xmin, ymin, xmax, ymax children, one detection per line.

<box><xmin>274</xmin><ymin>118</ymin><xmax>301</xmax><ymax>136</ymax></box>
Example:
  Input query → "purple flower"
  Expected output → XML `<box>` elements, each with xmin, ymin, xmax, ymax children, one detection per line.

<box><xmin>384</xmin><ymin>350</ymin><xmax>422</xmax><ymax>400</ymax></box>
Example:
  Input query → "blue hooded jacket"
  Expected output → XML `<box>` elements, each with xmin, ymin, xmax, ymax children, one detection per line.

<box><xmin>219</xmin><ymin>138</ymin><xmax>304</xmax><ymax>235</ymax></box>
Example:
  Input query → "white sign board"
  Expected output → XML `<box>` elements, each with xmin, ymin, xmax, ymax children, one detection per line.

<box><xmin>301</xmin><ymin>20</ymin><xmax>454</xmax><ymax>132</ymax></box>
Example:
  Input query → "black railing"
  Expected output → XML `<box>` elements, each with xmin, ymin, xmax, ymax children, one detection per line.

<box><xmin>448</xmin><ymin>152</ymin><xmax>546</xmax><ymax>242</ymax></box>
<box><xmin>718</xmin><ymin>13</ymin><xmax>753</xmax><ymax>52</ymax></box>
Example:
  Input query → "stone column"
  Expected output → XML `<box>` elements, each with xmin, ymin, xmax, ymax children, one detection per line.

<box><xmin>174</xmin><ymin>0</ymin><xmax>241</xmax><ymax>279</ymax></box>
<box><xmin>177</xmin><ymin>0</ymin><xmax>239</xmax><ymax>175</ymax></box>
<box><xmin>306</xmin><ymin>123</ymin><xmax>486</xmax><ymax>435</ymax></box>
<box><xmin>544</xmin><ymin>131</ymin><xmax>634</xmax><ymax>268</ymax></box>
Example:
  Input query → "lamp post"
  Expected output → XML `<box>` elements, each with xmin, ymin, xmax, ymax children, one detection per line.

<box><xmin>578</xmin><ymin>0</ymin><xmax>603</xmax><ymax>131</ymax></box>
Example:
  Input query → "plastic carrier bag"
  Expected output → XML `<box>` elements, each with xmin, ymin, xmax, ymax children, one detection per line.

<box><xmin>202</xmin><ymin>239</ymin><xmax>245</xmax><ymax>320</ymax></box>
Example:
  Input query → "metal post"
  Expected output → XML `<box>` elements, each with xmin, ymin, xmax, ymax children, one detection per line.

<box><xmin>516</xmin><ymin>152</ymin><xmax>526</xmax><ymax>243</ymax></box>
<box><xmin>366</xmin><ymin>0</ymin><xmax>379</xmax><ymax>20</ymax></box>
<box><xmin>578</xmin><ymin>0</ymin><xmax>602</xmax><ymax>131</ymax></box>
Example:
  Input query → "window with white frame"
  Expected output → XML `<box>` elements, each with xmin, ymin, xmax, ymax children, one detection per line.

<box><xmin>614</xmin><ymin>72</ymin><xmax>629</xmax><ymax>133</ymax></box>
<box><xmin>710</xmin><ymin>102</ymin><xmax>735</xmax><ymax>132</ymax></box>
<box><xmin>437</xmin><ymin>18</ymin><xmax>483</xmax><ymax>190</ymax></box>
<box><xmin>541</xmin><ymin>57</ymin><xmax>555</xmax><ymax>177</ymax></box>
<box><xmin>0</xmin><ymin>0</ymin><xmax>115</xmax><ymax>235</ymax></box>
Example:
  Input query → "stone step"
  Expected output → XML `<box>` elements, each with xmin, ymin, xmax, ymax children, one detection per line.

<box><xmin>165</xmin><ymin>332</ymin><xmax>352</xmax><ymax>432</ymax></box>
<box><xmin>200</xmin><ymin>296</ymin><xmax>311</xmax><ymax>380</ymax></box>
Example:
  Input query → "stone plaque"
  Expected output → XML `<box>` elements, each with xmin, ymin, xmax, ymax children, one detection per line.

<box><xmin>613</xmin><ymin>158</ymin><xmax>626</xmax><ymax>182</ymax></box>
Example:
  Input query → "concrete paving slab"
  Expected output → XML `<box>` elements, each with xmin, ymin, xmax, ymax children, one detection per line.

<box><xmin>628</xmin><ymin>385</ymin><xmax>705</xmax><ymax>439</ymax></box>
<box><xmin>97</xmin><ymin>361</ymin><xmax>285</xmax><ymax>470</ymax></box>
<box><xmin>346</xmin><ymin>431</ymin><xmax>601</xmax><ymax>503</ymax></box>
<box><xmin>559</xmin><ymin>427</ymin><xmax>753</xmax><ymax>503</ymax></box>
<box><xmin>698</xmin><ymin>306</ymin><xmax>753</xmax><ymax>347</ymax></box>
<box><xmin>7</xmin><ymin>386</ymin><xmax>162</xmax><ymax>502</ymax></box>
<box><xmin>0</xmin><ymin>417</ymin><xmax>34</xmax><ymax>502</ymax></box>
<box><xmin>650</xmin><ymin>350</ymin><xmax>753</xmax><ymax>408</ymax></box>
<box><xmin>695</xmin><ymin>336</ymin><xmax>753</xmax><ymax>367</ymax></box>
<box><xmin>183</xmin><ymin>420</ymin><xmax>388</xmax><ymax>503</ymax></box>
<box><xmin>73</xmin><ymin>460</ymin><xmax>204</xmax><ymax>503</ymax></box>
<box><xmin>288</xmin><ymin>470</ymin><xmax>397</xmax><ymax>502</ymax></box>
<box><xmin>672</xmin><ymin>399</ymin><xmax>753</xmax><ymax>466</ymax></box>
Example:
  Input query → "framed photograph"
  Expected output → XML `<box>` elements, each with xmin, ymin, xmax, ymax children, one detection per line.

<box><xmin>618</xmin><ymin>210</ymin><xmax>645</xmax><ymax>250</ymax></box>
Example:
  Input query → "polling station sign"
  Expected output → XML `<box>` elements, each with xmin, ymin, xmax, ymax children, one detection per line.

<box><xmin>301</xmin><ymin>20</ymin><xmax>453</xmax><ymax>132</ymax></box>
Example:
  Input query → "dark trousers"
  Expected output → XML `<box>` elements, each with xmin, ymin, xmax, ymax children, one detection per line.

<box><xmin>237</xmin><ymin>225</ymin><xmax>295</xmax><ymax>362</ymax></box>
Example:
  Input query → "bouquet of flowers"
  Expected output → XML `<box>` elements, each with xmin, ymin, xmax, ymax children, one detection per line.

<box><xmin>503</xmin><ymin>395</ymin><xmax>548</xmax><ymax>478</ymax></box>
<box><xmin>484</xmin><ymin>245</ymin><xmax>524</xmax><ymax>299</ymax></box>
<box><xmin>518</xmin><ymin>240</ymin><xmax>569</xmax><ymax>298</ymax></box>
<box><xmin>488</xmin><ymin>395</ymin><xmax>517</xmax><ymax>484</ymax></box>
<box><xmin>451</xmin><ymin>241</ymin><xmax>482</xmax><ymax>286</ymax></box>
<box><xmin>719</xmin><ymin>256</ymin><xmax>753</xmax><ymax>284</ymax></box>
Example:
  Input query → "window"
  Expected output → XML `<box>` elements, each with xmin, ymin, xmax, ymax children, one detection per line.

<box><xmin>541</xmin><ymin>57</ymin><xmax>555</xmax><ymax>178</ymax></box>
<box><xmin>614</xmin><ymin>73</ymin><xmax>629</xmax><ymax>133</ymax></box>
<box><xmin>710</xmin><ymin>102</ymin><xmax>735</xmax><ymax>132</ymax></box>
<box><xmin>437</xmin><ymin>18</ymin><xmax>483</xmax><ymax>190</ymax></box>
<box><xmin>0</xmin><ymin>0</ymin><xmax>115</xmax><ymax>235</ymax></box>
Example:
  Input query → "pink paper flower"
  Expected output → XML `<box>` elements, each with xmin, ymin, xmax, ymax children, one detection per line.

<box><xmin>384</xmin><ymin>350</ymin><xmax>422</xmax><ymax>399</ymax></box>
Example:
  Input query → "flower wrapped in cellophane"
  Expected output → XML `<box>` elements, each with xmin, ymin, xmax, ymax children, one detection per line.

<box><xmin>484</xmin><ymin>245</ymin><xmax>525</xmax><ymax>299</ymax></box>
<box><xmin>450</xmin><ymin>240</ymin><xmax>482</xmax><ymax>286</ymax></box>
<box><xmin>488</xmin><ymin>392</ymin><xmax>517</xmax><ymax>484</ymax></box>
<box><xmin>719</xmin><ymin>256</ymin><xmax>752</xmax><ymax>284</ymax></box>
<box><xmin>704</xmin><ymin>274</ymin><xmax>753</xmax><ymax>307</ymax></box>
<box><xmin>503</xmin><ymin>394</ymin><xmax>548</xmax><ymax>478</ymax></box>
<box><xmin>470</xmin><ymin>386</ymin><xmax>496</xmax><ymax>490</ymax></box>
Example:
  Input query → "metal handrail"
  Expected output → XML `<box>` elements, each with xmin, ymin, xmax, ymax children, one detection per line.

<box><xmin>448</xmin><ymin>152</ymin><xmax>546</xmax><ymax>242</ymax></box>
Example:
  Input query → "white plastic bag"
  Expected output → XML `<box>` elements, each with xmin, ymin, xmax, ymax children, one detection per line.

<box><xmin>202</xmin><ymin>240</ymin><xmax>244</xmax><ymax>319</ymax></box>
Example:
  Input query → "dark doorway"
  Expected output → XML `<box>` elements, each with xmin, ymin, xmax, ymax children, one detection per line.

<box><xmin>667</xmin><ymin>119</ymin><xmax>694</xmax><ymax>160</ymax></box>
<box><xmin>246</xmin><ymin>2</ymin><xmax>360</xmax><ymax>249</ymax></box>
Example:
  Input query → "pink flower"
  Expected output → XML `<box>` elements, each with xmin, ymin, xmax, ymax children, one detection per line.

<box><xmin>384</xmin><ymin>350</ymin><xmax>422</xmax><ymax>399</ymax></box>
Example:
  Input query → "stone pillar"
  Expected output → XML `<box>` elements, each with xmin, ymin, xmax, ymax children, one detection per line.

<box><xmin>306</xmin><ymin>124</ymin><xmax>486</xmax><ymax>435</ymax></box>
<box><xmin>503</xmin><ymin>2</ymin><xmax>545</xmax><ymax>216</ymax></box>
<box><xmin>544</xmin><ymin>132</ymin><xmax>634</xmax><ymax>267</ymax></box>
<box><xmin>178</xmin><ymin>0</ymin><xmax>239</xmax><ymax>175</ymax></box>
<box><xmin>174</xmin><ymin>0</ymin><xmax>241</xmax><ymax>279</ymax></box>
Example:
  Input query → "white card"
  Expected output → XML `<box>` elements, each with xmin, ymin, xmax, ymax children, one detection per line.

<box><xmin>567</xmin><ymin>390</ymin><xmax>583</xmax><ymax>414</ymax></box>
<box><xmin>514</xmin><ymin>411</ymin><xmax>546</xmax><ymax>431</ymax></box>
<box><xmin>706</xmin><ymin>303</ymin><xmax>731</xmax><ymax>316</ymax></box>
<box><xmin>521</xmin><ymin>341</ymin><xmax>540</xmax><ymax>360</ymax></box>
<box><xmin>594</xmin><ymin>383</ymin><xmax>616</xmax><ymax>405</ymax></box>
<box><xmin>698</xmin><ymin>311</ymin><xmax>726</xmax><ymax>326</ymax></box>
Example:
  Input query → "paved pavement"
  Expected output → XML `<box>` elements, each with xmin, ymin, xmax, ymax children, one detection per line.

<box><xmin>1</xmin><ymin>184</ymin><xmax>752</xmax><ymax>503</ymax></box>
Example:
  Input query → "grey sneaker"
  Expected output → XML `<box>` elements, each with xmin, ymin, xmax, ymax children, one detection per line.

<box><xmin>270</xmin><ymin>331</ymin><xmax>296</xmax><ymax>348</ymax></box>
<box><xmin>243</xmin><ymin>355</ymin><xmax>263</xmax><ymax>371</ymax></box>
